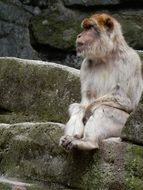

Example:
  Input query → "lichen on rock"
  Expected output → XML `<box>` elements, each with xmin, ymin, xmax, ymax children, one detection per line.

<box><xmin>0</xmin><ymin>57</ymin><xmax>80</xmax><ymax>123</ymax></box>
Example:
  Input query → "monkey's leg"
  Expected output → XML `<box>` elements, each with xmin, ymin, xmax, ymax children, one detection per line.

<box><xmin>67</xmin><ymin>105</ymin><xmax>129</xmax><ymax>151</ymax></box>
<box><xmin>59</xmin><ymin>103</ymin><xmax>85</xmax><ymax>150</ymax></box>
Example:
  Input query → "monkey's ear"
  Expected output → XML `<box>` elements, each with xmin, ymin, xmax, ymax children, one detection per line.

<box><xmin>105</xmin><ymin>18</ymin><xmax>114</xmax><ymax>31</ymax></box>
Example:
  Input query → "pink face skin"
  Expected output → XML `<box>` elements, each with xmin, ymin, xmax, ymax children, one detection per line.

<box><xmin>76</xmin><ymin>27</ymin><xmax>98</xmax><ymax>55</ymax></box>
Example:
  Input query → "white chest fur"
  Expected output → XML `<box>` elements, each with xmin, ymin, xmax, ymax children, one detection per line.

<box><xmin>80</xmin><ymin>59</ymin><xmax>118</xmax><ymax>99</ymax></box>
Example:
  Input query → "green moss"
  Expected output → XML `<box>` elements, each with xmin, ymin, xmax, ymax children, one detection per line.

<box><xmin>0</xmin><ymin>58</ymin><xmax>80</xmax><ymax>123</ymax></box>
<box><xmin>124</xmin><ymin>144</ymin><xmax>143</xmax><ymax>190</ymax></box>
<box><xmin>113</xmin><ymin>13</ymin><xmax>143</xmax><ymax>49</ymax></box>
<box><xmin>122</xmin><ymin>104</ymin><xmax>143</xmax><ymax>145</ymax></box>
<box><xmin>30</xmin><ymin>4</ymin><xmax>83</xmax><ymax>50</ymax></box>
<box><xmin>0</xmin><ymin>184</ymin><xmax>10</xmax><ymax>190</ymax></box>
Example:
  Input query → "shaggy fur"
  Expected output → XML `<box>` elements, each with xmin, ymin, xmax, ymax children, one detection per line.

<box><xmin>60</xmin><ymin>13</ymin><xmax>143</xmax><ymax>151</ymax></box>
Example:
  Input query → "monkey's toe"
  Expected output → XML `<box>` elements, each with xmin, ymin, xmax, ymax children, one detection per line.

<box><xmin>66</xmin><ymin>140</ymin><xmax>79</xmax><ymax>151</ymax></box>
<box><xmin>59</xmin><ymin>135</ymin><xmax>75</xmax><ymax>150</ymax></box>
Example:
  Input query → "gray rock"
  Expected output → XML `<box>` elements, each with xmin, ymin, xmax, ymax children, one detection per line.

<box><xmin>0</xmin><ymin>1</ymin><xmax>31</xmax><ymax>26</ymax></box>
<box><xmin>0</xmin><ymin>21</ymin><xmax>38</xmax><ymax>59</ymax></box>
<box><xmin>0</xmin><ymin>57</ymin><xmax>80</xmax><ymax>124</ymax></box>
<box><xmin>121</xmin><ymin>51</ymin><xmax>143</xmax><ymax>145</ymax></box>
<box><xmin>138</xmin><ymin>51</ymin><xmax>143</xmax><ymax>62</ymax></box>
<box><xmin>120</xmin><ymin>0</ymin><xmax>143</xmax><ymax>5</ymax></box>
<box><xmin>30</xmin><ymin>2</ymin><xmax>84</xmax><ymax>51</ymax></box>
<box><xmin>63</xmin><ymin>0</ymin><xmax>120</xmax><ymax>6</ymax></box>
<box><xmin>30</xmin><ymin>6</ymin><xmax>143</xmax><ymax>51</ymax></box>
<box><xmin>0</xmin><ymin>1</ymin><xmax>38</xmax><ymax>60</ymax></box>
<box><xmin>0</xmin><ymin>122</ymin><xmax>143</xmax><ymax>189</ymax></box>
<box><xmin>113</xmin><ymin>10</ymin><xmax>143</xmax><ymax>50</ymax></box>
<box><xmin>122</xmin><ymin>98</ymin><xmax>143</xmax><ymax>145</ymax></box>
<box><xmin>63</xmin><ymin>0</ymin><xmax>143</xmax><ymax>6</ymax></box>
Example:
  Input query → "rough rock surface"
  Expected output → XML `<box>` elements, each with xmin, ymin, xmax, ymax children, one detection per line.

<box><xmin>30</xmin><ymin>6</ymin><xmax>143</xmax><ymax>51</ymax></box>
<box><xmin>0</xmin><ymin>1</ymin><xmax>38</xmax><ymax>59</ymax></box>
<box><xmin>63</xmin><ymin>0</ymin><xmax>143</xmax><ymax>6</ymax></box>
<box><xmin>0</xmin><ymin>1</ymin><xmax>143</xmax><ymax>68</ymax></box>
<box><xmin>0</xmin><ymin>57</ymin><xmax>80</xmax><ymax>124</ymax></box>
<box><xmin>0</xmin><ymin>122</ymin><xmax>143</xmax><ymax>190</ymax></box>
<box><xmin>63</xmin><ymin>0</ymin><xmax>120</xmax><ymax>6</ymax></box>
<box><xmin>0</xmin><ymin>57</ymin><xmax>142</xmax><ymax>189</ymax></box>
<box><xmin>122</xmin><ymin>95</ymin><xmax>143</xmax><ymax>145</ymax></box>
<box><xmin>30</xmin><ymin>2</ymin><xmax>83</xmax><ymax>51</ymax></box>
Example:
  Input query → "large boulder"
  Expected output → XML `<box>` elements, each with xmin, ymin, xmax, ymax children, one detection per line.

<box><xmin>121</xmin><ymin>51</ymin><xmax>143</xmax><ymax>144</ymax></box>
<box><xmin>0</xmin><ymin>1</ymin><xmax>38</xmax><ymax>59</ymax></box>
<box><xmin>30</xmin><ymin>2</ymin><xmax>83</xmax><ymax>51</ymax></box>
<box><xmin>63</xmin><ymin>0</ymin><xmax>120</xmax><ymax>6</ymax></box>
<box><xmin>139</xmin><ymin>51</ymin><xmax>143</xmax><ymax>61</ymax></box>
<box><xmin>0</xmin><ymin>57</ymin><xmax>142</xmax><ymax>189</ymax></box>
<box><xmin>63</xmin><ymin>0</ymin><xmax>143</xmax><ymax>6</ymax></box>
<box><xmin>122</xmin><ymin>96</ymin><xmax>143</xmax><ymax>145</ymax></box>
<box><xmin>0</xmin><ymin>1</ymin><xmax>143</xmax><ymax>65</ymax></box>
<box><xmin>0</xmin><ymin>57</ymin><xmax>80</xmax><ymax>123</ymax></box>
<box><xmin>113</xmin><ymin>11</ymin><xmax>143</xmax><ymax>50</ymax></box>
<box><xmin>0</xmin><ymin>122</ymin><xmax>143</xmax><ymax>190</ymax></box>
<box><xmin>30</xmin><ymin>5</ymin><xmax>143</xmax><ymax>51</ymax></box>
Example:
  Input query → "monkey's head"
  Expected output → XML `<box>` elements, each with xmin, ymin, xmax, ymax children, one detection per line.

<box><xmin>76</xmin><ymin>13</ymin><xmax>123</xmax><ymax>59</ymax></box>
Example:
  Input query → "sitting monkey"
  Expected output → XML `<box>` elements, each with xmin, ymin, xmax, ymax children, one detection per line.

<box><xmin>60</xmin><ymin>13</ymin><xmax>143</xmax><ymax>151</ymax></box>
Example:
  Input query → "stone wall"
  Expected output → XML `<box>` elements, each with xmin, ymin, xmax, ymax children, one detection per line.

<box><xmin>0</xmin><ymin>0</ymin><xmax>142</xmax><ymax>68</ymax></box>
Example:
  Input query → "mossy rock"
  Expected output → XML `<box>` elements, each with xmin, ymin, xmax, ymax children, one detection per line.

<box><xmin>30</xmin><ymin>8</ymin><xmax>143</xmax><ymax>51</ymax></box>
<box><xmin>138</xmin><ymin>51</ymin><xmax>143</xmax><ymax>62</ymax></box>
<box><xmin>113</xmin><ymin>11</ymin><xmax>143</xmax><ymax>49</ymax></box>
<box><xmin>30</xmin><ymin>2</ymin><xmax>84</xmax><ymax>51</ymax></box>
<box><xmin>63</xmin><ymin>0</ymin><xmax>143</xmax><ymax>6</ymax></box>
<box><xmin>122</xmin><ymin>102</ymin><xmax>143</xmax><ymax>145</ymax></box>
<box><xmin>63</xmin><ymin>0</ymin><xmax>120</xmax><ymax>6</ymax></box>
<box><xmin>0</xmin><ymin>57</ymin><xmax>80</xmax><ymax>123</ymax></box>
<box><xmin>0</xmin><ymin>122</ymin><xmax>143</xmax><ymax>190</ymax></box>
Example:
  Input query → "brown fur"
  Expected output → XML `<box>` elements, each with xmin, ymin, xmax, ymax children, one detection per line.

<box><xmin>82</xmin><ymin>13</ymin><xmax>114</xmax><ymax>31</ymax></box>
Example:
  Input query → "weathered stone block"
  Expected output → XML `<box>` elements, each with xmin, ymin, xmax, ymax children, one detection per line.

<box><xmin>122</xmin><ymin>101</ymin><xmax>143</xmax><ymax>145</ymax></box>
<box><xmin>63</xmin><ymin>0</ymin><xmax>120</xmax><ymax>6</ymax></box>
<box><xmin>0</xmin><ymin>57</ymin><xmax>80</xmax><ymax>123</ymax></box>
<box><xmin>0</xmin><ymin>122</ymin><xmax>143</xmax><ymax>190</ymax></box>
<box><xmin>30</xmin><ymin>7</ymin><xmax>143</xmax><ymax>51</ymax></box>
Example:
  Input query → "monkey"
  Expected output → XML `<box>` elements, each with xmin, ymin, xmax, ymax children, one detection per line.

<box><xmin>59</xmin><ymin>13</ymin><xmax>143</xmax><ymax>151</ymax></box>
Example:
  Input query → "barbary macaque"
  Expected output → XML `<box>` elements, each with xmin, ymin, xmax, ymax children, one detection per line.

<box><xmin>60</xmin><ymin>13</ymin><xmax>143</xmax><ymax>151</ymax></box>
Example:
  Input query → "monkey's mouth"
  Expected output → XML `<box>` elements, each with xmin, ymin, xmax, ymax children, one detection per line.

<box><xmin>76</xmin><ymin>44</ymin><xmax>86</xmax><ymax>54</ymax></box>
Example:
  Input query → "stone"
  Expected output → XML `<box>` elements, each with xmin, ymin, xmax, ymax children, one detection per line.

<box><xmin>113</xmin><ymin>10</ymin><xmax>143</xmax><ymax>50</ymax></box>
<box><xmin>138</xmin><ymin>51</ymin><xmax>143</xmax><ymax>61</ymax></box>
<box><xmin>63</xmin><ymin>0</ymin><xmax>120</xmax><ymax>6</ymax></box>
<box><xmin>122</xmin><ymin>98</ymin><xmax>143</xmax><ymax>145</ymax></box>
<box><xmin>30</xmin><ymin>3</ymin><xmax>85</xmax><ymax>51</ymax></box>
<box><xmin>63</xmin><ymin>0</ymin><xmax>143</xmax><ymax>6</ymax></box>
<box><xmin>30</xmin><ymin>7</ymin><xmax>143</xmax><ymax>51</ymax></box>
<box><xmin>121</xmin><ymin>50</ymin><xmax>143</xmax><ymax>146</ymax></box>
<box><xmin>120</xmin><ymin>0</ymin><xmax>143</xmax><ymax>6</ymax></box>
<box><xmin>0</xmin><ymin>1</ymin><xmax>38</xmax><ymax>59</ymax></box>
<box><xmin>0</xmin><ymin>122</ymin><xmax>143</xmax><ymax>189</ymax></box>
<box><xmin>121</xmin><ymin>47</ymin><xmax>143</xmax><ymax>144</ymax></box>
<box><xmin>0</xmin><ymin>57</ymin><xmax>80</xmax><ymax>123</ymax></box>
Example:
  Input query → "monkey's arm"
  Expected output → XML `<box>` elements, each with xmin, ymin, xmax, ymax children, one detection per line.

<box><xmin>89</xmin><ymin>86</ymin><xmax>133</xmax><ymax>113</ymax></box>
<box><xmin>62</xmin><ymin>103</ymin><xmax>85</xmax><ymax>137</ymax></box>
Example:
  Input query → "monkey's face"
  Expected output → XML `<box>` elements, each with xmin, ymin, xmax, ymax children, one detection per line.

<box><xmin>76</xmin><ymin>26</ymin><xmax>99</xmax><ymax>57</ymax></box>
<box><xmin>76</xmin><ymin>13</ymin><xmax>116</xmax><ymax>58</ymax></box>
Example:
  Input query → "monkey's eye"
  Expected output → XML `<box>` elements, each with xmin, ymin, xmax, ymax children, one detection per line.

<box><xmin>84</xmin><ymin>24</ymin><xmax>94</xmax><ymax>30</ymax></box>
<box><xmin>84</xmin><ymin>24</ymin><xmax>98</xmax><ymax>32</ymax></box>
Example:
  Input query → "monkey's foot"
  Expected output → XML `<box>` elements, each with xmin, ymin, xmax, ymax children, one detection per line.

<box><xmin>66</xmin><ymin>139</ymin><xmax>99</xmax><ymax>151</ymax></box>
<box><xmin>59</xmin><ymin>135</ymin><xmax>76</xmax><ymax>151</ymax></box>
